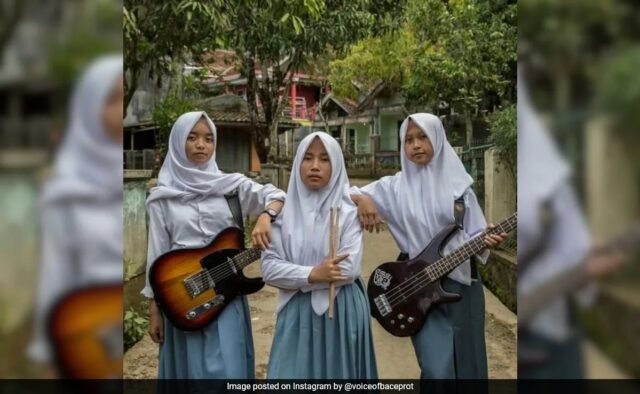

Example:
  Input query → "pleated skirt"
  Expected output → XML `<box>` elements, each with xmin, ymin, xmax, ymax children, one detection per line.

<box><xmin>266</xmin><ymin>279</ymin><xmax>378</xmax><ymax>379</ymax></box>
<box><xmin>411</xmin><ymin>277</ymin><xmax>488</xmax><ymax>379</ymax></box>
<box><xmin>158</xmin><ymin>295</ymin><xmax>255</xmax><ymax>379</ymax></box>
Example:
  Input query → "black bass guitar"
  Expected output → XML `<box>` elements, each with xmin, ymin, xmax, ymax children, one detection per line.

<box><xmin>368</xmin><ymin>213</ymin><xmax>517</xmax><ymax>337</ymax></box>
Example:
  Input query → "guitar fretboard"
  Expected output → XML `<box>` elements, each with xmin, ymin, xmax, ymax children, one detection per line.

<box><xmin>427</xmin><ymin>213</ymin><xmax>517</xmax><ymax>280</ymax></box>
<box><xmin>232</xmin><ymin>248</ymin><xmax>262</xmax><ymax>270</ymax></box>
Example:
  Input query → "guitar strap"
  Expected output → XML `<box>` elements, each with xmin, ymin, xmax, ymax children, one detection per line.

<box><xmin>224</xmin><ymin>189</ymin><xmax>245</xmax><ymax>235</ymax></box>
<box><xmin>518</xmin><ymin>200</ymin><xmax>554</xmax><ymax>275</ymax></box>
<box><xmin>454</xmin><ymin>196</ymin><xmax>480</xmax><ymax>281</ymax></box>
<box><xmin>397</xmin><ymin>197</ymin><xmax>469</xmax><ymax>267</ymax></box>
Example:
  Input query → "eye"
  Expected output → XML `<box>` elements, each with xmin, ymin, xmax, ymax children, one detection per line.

<box><xmin>187</xmin><ymin>135</ymin><xmax>196</xmax><ymax>141</ymax></box>
<box><xmin>303</xmin><ymin>155</ymin><xmax>312</xmax><ymax>161</ymax></box>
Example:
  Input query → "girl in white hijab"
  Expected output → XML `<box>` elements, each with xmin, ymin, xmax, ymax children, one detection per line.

<box><xmin>142</xmin><ymin>111</ymin><xmax>285</xmax><ymax>379</ymax></box>
<box><xmin>351</xmin><ymin>113</ymin><xmax>507</xmax><ymax>379</ymax></box>
<box><xmin>261</xmin><ymin>132</ymin><xmax>377</xmax><ymax>378</ymax></box>
<box><xmin>28</xmin><ymin>55</ymin><xmax>124</xmax><ymax>375</ymax></box>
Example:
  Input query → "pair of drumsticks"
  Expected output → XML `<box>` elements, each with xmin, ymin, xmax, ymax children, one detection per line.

<box><xmin>328</xmin><ymin>207</ymin><xmax>340</xmax><ymax>319</ymax></box>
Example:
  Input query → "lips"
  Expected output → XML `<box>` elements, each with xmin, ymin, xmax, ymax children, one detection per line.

<box><xmin>308</xmin><ymin>175</ymin><xmax>322</xmax><ymax>181</ymax></box>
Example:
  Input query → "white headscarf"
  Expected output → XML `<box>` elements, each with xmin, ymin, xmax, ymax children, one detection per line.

<box><xmin>517</xmin><ymin>72</ymin><xmax>593</xmax><ymax>340</ymax></box>
<box><xmin>517</xmin><ymin>72</ymin><xmax>571</xmax><ymax>250</ymax></box>
<box><xmin>146</xmin><ymin>111</ymin><xmax>248</xmax><ymax>203</ymax></box>
<box><xmin>390</xmin><ymin>113</ymin><xmax>475</xmax><ymax>258</ymax></box>
<box><xmin>271</xmin><ymin>132</ymin><xmax>361</xmax><ymax>315</ymax></box>
<box><xmin>42</xmin><ymin>55</ymin><xmax>123</xmax><ymax>202</ymax></box>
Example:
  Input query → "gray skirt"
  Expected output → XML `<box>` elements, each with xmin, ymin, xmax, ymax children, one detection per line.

<box><xmin>267</xmin><ymin>279</ymin><xmax>378</xmax><ymax>379</ymax></box>
<box><xmin>411</xmin><ymin>277</ymin><xmax>488</xmax><ymax>379</ymax></box>
<box><xmin>158</xmin><ymin>295</ymin><xmax>255</xmax><ymax>379</ymax></box>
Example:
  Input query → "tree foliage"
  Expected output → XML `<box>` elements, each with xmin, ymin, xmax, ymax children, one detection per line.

<box><xmin>221</xmin><ymin>0</ymin><xmax>378</xmax><ymax>162</ymax></box>
<box><xmin>328</xmin><ymin>0</ymin><xmax>516</xmax><ymax>146</ymax></box>
<box><xmin>123</xmin><ymin>0</ymin><xmax>227</xmax><ymax>107</ymax></box>
<box><xmin>488</xmin><ymin>103</ymin><xmax>516</xmax><ymax>177</ymax></box>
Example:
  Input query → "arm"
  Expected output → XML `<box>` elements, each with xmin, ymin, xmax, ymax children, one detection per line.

<box><xmin>237</xmin><ymin>180</ymin><xmax>286</xmax><ymax>250</ymax></box>
<box><xmin>261</xmin><ymin>236</ymin><xmax>316</xmax><ymax>290</ymax></box>
<box><xmin>28</xmin><ymin>206</ymin><xmax>75</xmax><ymax>365</ymax></box>
<box><xmin>142</xmin><ymin>201</ymin><xmax>172</xmax><ymax>344</ymax></box>
<box><xmin>141</xmin><ymin>201</ymin><xmax>171</xmax><ymax>298</ymax></box>
<box><xmin>300</xmin><ymin>212</ymin><xmax>363</xmax><ymax>292</ymax></box>
<box><xmin>261</xmin><ymin>214</ymin><xmax>361</xmax><ymax>291</ymax></box>
<box><xmin>237</xmin><ymin>179</ymin><xmax>285</xmax><ymax>217</ymax></box>
<box><xmin>462</xmin><ymin>190</ymin><xmax>491</xmax><ymax>262</ymax></box>
<box><xmin>350</xmin><ymin>176</ymin><xmax>397</xmax><ymax>233</ymax></box>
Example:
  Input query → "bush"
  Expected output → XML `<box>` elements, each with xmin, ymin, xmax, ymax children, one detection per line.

<box><xmin>488</xmin><ymin>104</ymin><xmax>516</xmax><ymax>177</ymax></box>
<box><xmin>594</xmin><ymin>46</ymin><xmax>640</xmax><ymax>141</ymax></box>
<box><xmin>124</xmin><ymin>308</ymin><xmax>148</xmax><ymax>351</ymax></box>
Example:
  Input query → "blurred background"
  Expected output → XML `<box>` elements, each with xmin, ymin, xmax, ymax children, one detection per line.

<box><xmin>0</xmin><ymin>0</ymin><xmax>122</xmax><ymax>378</ymax></box>
<box><xmin>519</xmin><ymin>0</ymin><xmax>640</xmax><ymax>379</ymax></box>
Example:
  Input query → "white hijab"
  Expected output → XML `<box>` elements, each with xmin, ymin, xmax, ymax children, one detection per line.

<box><xmin>517</xmin><ymin>72</ymin><xmax>593</xmax><ymax>340</ymax></box>
<box><xmin>271</xmin><ymin>132</ymin><xmax>361</xmax><ymax>315</ymax></box>
<box><xmin>147</xmin><ymin>111</ymin><xmax>248</xmax><ymax>203</ymax></box>
<box><xmin>42</xmin><ymin>55</ymin><xmax>123</xmax><ymax>202</ymax></box>
<box><xmin>390</xmin><ymin>113</ymin><xmax>475</xmax><ymax>258</ymax></box>
<box><xmin>517</xmin><ymin>72</ymin><xmax>571</xmax><ymax>251</ymax></box>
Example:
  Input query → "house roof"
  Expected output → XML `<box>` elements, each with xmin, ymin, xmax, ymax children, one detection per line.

<box><xmin>320</xmin><ymin>93</ymin><xmax>358</xmax><ymax>115</ymax></box>
<box><xmin>200</xmin><ymin>49</ymin><xmax>324</xmax><ymax>88</ymax></box>
<box><xmin>355</xmin><ymin>81</ymin><xmax>388</xmax><ymax>112</ymax></box>
<box><xmin>201</xmin><ymin>94</ymin><xmax>299</xmax><ymax>129</ymax></box>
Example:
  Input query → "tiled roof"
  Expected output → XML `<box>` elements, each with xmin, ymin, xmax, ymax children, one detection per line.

<box><xmin>205</xmin><ymin>109</ymin><xmax>299</xmax><ymax>127</ymax></box>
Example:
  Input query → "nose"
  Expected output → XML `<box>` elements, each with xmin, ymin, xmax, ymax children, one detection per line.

<box><xmin>310</xmin><ymin>158</ymin><xmax>321</xmax><ymax>171</ymax></box>
<box><xmin>195</xmin><ymin>138</ymin><xmax>205</xmax><ymax>149</ymax></box>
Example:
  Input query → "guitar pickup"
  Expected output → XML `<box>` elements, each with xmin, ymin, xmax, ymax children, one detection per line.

<box><xmin>185</xmin><ymin>295</ymin><xmax>225</xmax><ymax>320</ymax></box>
<box><xmin>374</xmin><ymin>294</ymin><xmax>392</xmax><ymax>317</ymax></box>
<box><xmin>184</xmin><ymin>270</ymin><xmax>215</xmax><ymax>298</ymax></box>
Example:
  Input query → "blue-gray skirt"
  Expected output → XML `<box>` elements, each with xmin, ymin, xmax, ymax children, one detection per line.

<box><xmin>267</xmin><ymin>279</ymin><xmax>378</xmax><ymax>379</ymax></box>
<box><xmin>411</xmin><ymin>277</ymin><xmax>488</xmax><ymax>379</ymax></box>
<box><xmin>158</xmin><ymin>295</ymin><xmax>255</xmax><ymax>379</ymax></box>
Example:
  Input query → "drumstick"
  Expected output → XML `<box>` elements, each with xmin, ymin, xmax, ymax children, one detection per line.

<box><xmin>328</xmin><ymin>207</ymin><xmax>340</xmax><ymax>319</ymax></box>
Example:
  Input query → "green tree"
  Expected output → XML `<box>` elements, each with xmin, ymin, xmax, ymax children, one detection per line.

<box><xmin>220</xmin><ymin>0</ymin><xmax>377</xmax><ymax>162</ymax></box>
<box><xmin>488</xmin><ymin>103</ymin><xmax>516</xmax><ymax>178</ymax></box>
<box><xmin>406</xmin><ymin>0</ymin><xmax>516</xmax><ymax>146</ymax></box>
<box><xmin>329</xmin><ymin>0</ymin><xmax>516</xmax><ymax>147</ymax></box>
<box><xmin>123</xmin><ymin>0</ymin><xmax>227</xmax><ymax>108</ymax></box>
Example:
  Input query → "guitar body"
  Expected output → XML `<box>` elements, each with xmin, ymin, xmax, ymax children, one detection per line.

<box><xmin>149</xmin><ymin>227</ymin><xmax>264</xmax><ymax>331</ymax></box>
<box><xmin>48</xmin><ymin>284</ymin><xmax>123</xmax><ymax>379</ymax></box>
<box><xmin>368</xmin><ymin>224</ymin><xmax>463</xmax><ymax>337</ymax></box>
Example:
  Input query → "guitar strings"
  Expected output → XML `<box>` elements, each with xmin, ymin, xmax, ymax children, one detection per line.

<box><xmin>187</xmin><ymin>248</ymin><xmax>261</xmax><ymax>292</ymax></box>
<box><xmin>383</xmin><ymin>217</ymin><xmax>515</xmax><ymax>308</ymax></box>
<box><xmin>385</xmin><ymin>218</ymin><xmax>514</xmax><ymax>307</ymax></box>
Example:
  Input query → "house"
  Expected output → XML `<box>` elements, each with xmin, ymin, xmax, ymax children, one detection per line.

<box><xmin>200</xmin><ymin>50</ymin><xmax>324</xmax><ymax>124</ymax></box>
<box><xmin>307</xmin><ymin>82</ymin><xmax>407</xmax><ymax>171</ymax></box>
<box><xmin>124</xmin><ymin>49</ymin><xmax>320</xmax><ymax>174</ymax></box>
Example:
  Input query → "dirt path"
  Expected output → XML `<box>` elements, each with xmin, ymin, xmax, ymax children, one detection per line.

<box><xmin>124</xmin><ymin>226</ymin><xmax>517</xmax><ymax>379</ymax></box>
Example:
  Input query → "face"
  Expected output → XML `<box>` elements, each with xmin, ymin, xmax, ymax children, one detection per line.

<box><xmin>102</xmin><ymin>76</ymin><xmax>124</xmax><ymax>144</ymax></box>
<box><xmin>404</xmin><ymin>120</ymin><xmax>434</xmax><ymax>166</ymax></box>
<box><xmin>300</xmin><ymin>137</ymin><xmax>332</xmax><ymax>190</ymax></box>
<box><xmin>185</xmin><ymin>118</ymin><xmax>215</xmax><ymax>165</ymax></box>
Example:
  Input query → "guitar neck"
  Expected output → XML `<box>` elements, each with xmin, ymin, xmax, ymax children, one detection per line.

<box><xmin>519</xmin><ymin>263</ymin><xmax>589</xmax><ymax>324</ymax></box>
<box><xmin>430</xmin><ymin>213</ymin><xmax>517</xmax><ymax>277</ymax></box>
<box><xmin>233</xmin><ymin>248</ymin><xmax>262</xmax><ymax>270</ymax></box>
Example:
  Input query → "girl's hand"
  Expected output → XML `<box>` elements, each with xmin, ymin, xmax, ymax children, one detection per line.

<box><xmin>252</xmin><ymin>213</ymin><xmax>272</xmax><ymax>250</ymax></box>
<box><xmin>483</xmin><ymin>223</ymin><xmax>509</xmax><ymax>249</ymax></box>
<box><xmin>148</xmin><ymin>301</ymin><xmax>164</xmax><ymax>344</ymax></box>
<box><xmin>308</xmin><ymin>255</ymin><xmax>349</xmax><ymax>284</ymax></box>
<box><xmin>351</xmin><ymin>194</ymin><xmax>384</xmax><ymax>233</ymax></box>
